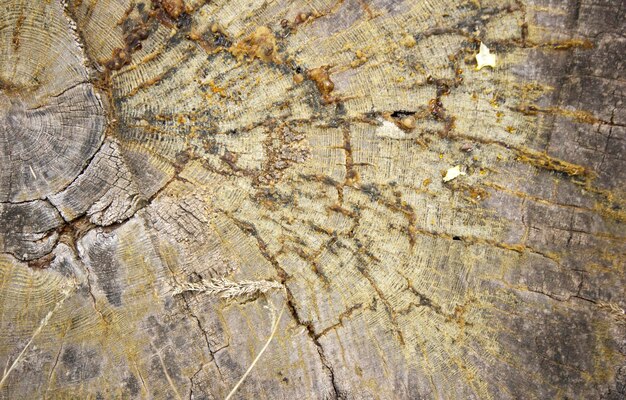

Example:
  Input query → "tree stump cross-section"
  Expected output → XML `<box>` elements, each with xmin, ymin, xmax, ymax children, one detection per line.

<box><xmin>0</xmin><ymin>0</ymin><xmax>624</xmax><ymax>399</ymax></box>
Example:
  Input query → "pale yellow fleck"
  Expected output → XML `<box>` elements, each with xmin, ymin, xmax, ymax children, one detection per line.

<box><xmin>476</xmin><ymin>42</ymin><xmax>496</xmax><ymax>70</ymax></box>
<box><xmin>443</xmin><ymin>165</ymin><xmax>466</xmax><ymax>182</ymax></box>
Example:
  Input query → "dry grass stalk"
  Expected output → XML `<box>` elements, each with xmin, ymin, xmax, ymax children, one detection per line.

<box><xmin>0</xmin><ymin>284</ymin><xmax>74</xmax><ymax>389</ymax></box>
<box><xmin>174</xmin><ymin>276</ymin><xmax>286</xmax><ymax>399</ymax></box>
<box><xmin>173</xmin><ymin>277</ymin><xmax>283</xmax><ymax>299</ymax></box>
<box><xmin>225</xmin><ymin>301</ymin><xmax>286</xmax><ymax>400</ymax></box>
<box><xmin>150</xmin><ymin>341</ymin><xmax>183</xmax><ymax>400</ymax></box>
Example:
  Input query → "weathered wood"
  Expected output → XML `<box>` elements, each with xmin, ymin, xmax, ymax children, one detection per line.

<box><xmin>0</xmin><ymin>0</ymin><xmax>624</xmax><ymax>399</ymax></box>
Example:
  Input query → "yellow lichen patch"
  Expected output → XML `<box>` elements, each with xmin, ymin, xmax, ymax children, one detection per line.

<box><xmin>454</xmin><ymin>182</ymin><xmax>490</xmax><ymax>203</ymax></box>
<box><xmin>229</xmin><ymin>26</ymin><xmax>282</xmax><ymax>64</ymax></box>
<box><xmin>399</xmin><ymin>34</ymin><xmax>416</xmax><ymax>48</ymax></box>
<box><xmin>549</xmin><ymin>107</ymin><xmax>599</xmax><ymax>124</ymax></box>
<box><xmin>515</xmin><ymin>104</ymin><xmax>600</xmax><ymax>124</ymax></box>
<box><xmin>546</xmin><ymin>39</ymin><xmax>594</xmax><ymax>50</ymax></box>
<box><xmin>516</xmin><ymin>149</ymin><xmax>587</xmax><ymax>176</ymax></box>
<box><xmin>512</xmin><ymin>82</ymin><xmax>555</xmax><ymax>104</ymax></box>
<box><xmin>350</xmin><ymin>50</ymin><xmax>368</xmax><ymax>68</ymax></box>
<box><xmin>596</xmin><ymin>202</ymin><xmax>626</xmax><ymax>223</ymax></box>
<box><xmin>475</xmin><ymin>42</ymin><xmax>496</xmax><ymax>70</ymax></box>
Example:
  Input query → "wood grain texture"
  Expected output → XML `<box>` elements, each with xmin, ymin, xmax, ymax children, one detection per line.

<box><xmin>0</xmin><ymin>0</ymin><xmax>624</xmax><ymax>399</ymax></box>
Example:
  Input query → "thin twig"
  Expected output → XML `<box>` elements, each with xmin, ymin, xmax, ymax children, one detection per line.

<box><xmin>152</xmin><ymin>343</ymin><xmax>183</xmax><ymax>400</ymax></box>
<box><xmin>224</xmin><ymin>302</ymin><xmax>286</xmax><ymax>400</ymax></box>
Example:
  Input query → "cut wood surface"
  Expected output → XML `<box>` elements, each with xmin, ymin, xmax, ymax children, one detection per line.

<box><xmin>0</xmin><ymin>0</ymin><xmax>624</xmax><ymax>399</ymax></box>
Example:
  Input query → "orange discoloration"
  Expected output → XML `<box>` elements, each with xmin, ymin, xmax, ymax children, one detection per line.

<box><xmin>105</xmin><ymin>47</ymin><xmax>132</xmax><ymax>70</ymax></box>
<box><xmin>208</xmin><ymin>80</ymin><xmax>227</xmax><ymax>98</ymax></box>
<box><xmin>398</xmin><ymin>115</ymin><xmax>416</xmax><ymax>131</ymax></box>
<box><xmin>159</xmin><ymin>0</ymin><xmax>186</xmax><ymax>19</ymax></box>
<box><xmin>308</xmin><ymin>66</ymin><xmax>335</xmax><ymax>103</ymax></box>
<box><xmin>293</xmin><ymin>73</ymin><xmax>304</xmax><ymax>84</ymax></box>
